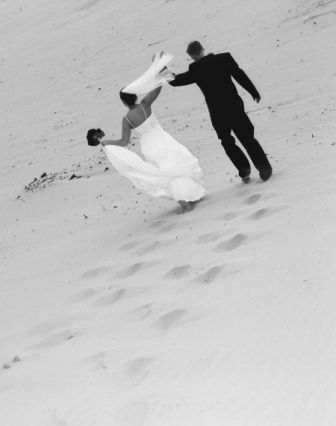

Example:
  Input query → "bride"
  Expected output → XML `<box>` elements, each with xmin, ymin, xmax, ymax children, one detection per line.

<box><xmin>87</xmin><ymin>52</ymin><xmax>206</xmax><ymax>213</ymax></box>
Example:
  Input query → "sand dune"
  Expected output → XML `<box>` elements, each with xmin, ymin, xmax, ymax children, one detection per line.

<box><xmin>1</xmin><ymin>0</ymin><xmax>335</xmax><ymax>424</ymax></box>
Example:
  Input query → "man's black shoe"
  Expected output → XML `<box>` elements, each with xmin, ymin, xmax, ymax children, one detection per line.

<box><xmin>259</xmin><ymin>168</ymin><xmax>272</xmax><ymax>181</ymax></box>
<box><xmin>242</xmin><ymin>174</ymin><xmax>251</xmax><ymax>184</ymax></box>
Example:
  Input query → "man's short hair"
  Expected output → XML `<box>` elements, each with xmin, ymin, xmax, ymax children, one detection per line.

<box><xmin>186</xmin><ymin>41</ymin><xmax>203</xmax><ymax>56</ymax></box>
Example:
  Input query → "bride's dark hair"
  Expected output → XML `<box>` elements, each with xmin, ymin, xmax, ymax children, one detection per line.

<box><xmin>119</xmin><ymin>90</ymin><xmax>137</xmax><ymax>106</ymax></box>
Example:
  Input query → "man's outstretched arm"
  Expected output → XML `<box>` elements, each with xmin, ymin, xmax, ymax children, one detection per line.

<box><xmin>229</xmin><ymin>54</ymin><xmax>261</xmax><ymax>102</ymax></box>
<box><xmin>169</xmin><ymin>70</ymin><xmax>195</xmax><ymax>87</ymax></box>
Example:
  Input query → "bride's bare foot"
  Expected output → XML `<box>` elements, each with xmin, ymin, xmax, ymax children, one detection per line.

<box><xmin>178</xmin><ymin>200</ymin><xmax>195</xmax><ymax>213</ymax></box>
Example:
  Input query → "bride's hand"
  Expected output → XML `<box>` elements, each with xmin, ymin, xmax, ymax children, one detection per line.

<box><xmin>152</xmin><ymin>51</ymin><xmax>166</xmax><ymax>62</ymax></box>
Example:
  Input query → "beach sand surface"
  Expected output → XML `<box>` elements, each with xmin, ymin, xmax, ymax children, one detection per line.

<box><xmin>1</xmin><ymin>0</ymin><xmax>336</xmax><ymax>424</ymax></box>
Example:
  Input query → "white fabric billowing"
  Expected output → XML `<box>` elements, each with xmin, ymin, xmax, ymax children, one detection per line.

<box><xmin>122</xmin><ymin>52</ymin><xmax>174</xmax><ymax>100</ymax></box>
<box><xmin>104</xmin><ymin>114</ymin><xmax>206</xmax><ymax>202</ymax></box>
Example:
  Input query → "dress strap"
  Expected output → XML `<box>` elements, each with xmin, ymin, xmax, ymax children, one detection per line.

<box><xmin>140</xmin><ymin>103</ymin><xmax>147</xmax><ymax>120</ymax></box>
<box><xmin>124</xmin><ymin>115</ymin><xmax>134</xmax><ymax>128</ymax></box>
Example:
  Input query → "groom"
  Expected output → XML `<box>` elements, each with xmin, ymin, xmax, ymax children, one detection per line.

<box><xmin>169</xmin><ymin>41</ymin><xmax>272</xmax><ymax>182</ymax></box>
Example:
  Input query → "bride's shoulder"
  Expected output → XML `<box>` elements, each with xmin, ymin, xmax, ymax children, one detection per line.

<box><xmin>126</xmin><ymin>107</ymin><xmax>139</xmax><ymax>121</ymax></box>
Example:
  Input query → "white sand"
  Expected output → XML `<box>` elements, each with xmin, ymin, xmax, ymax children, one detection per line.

<box><xmin>1</xmin><ymin>0</ymin><xmax>335</xmax><ymax>424</ymax></box>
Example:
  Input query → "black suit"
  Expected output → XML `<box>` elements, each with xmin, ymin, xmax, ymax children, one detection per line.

<box><xmin>170</xmin><ymin>53</ymin><xmax>272</xmax><ymax>179</ymax></box>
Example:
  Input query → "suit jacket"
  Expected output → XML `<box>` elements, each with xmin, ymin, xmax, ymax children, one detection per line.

<box><xmin>170</xmin><ymin>53</ymin><xmax>259</xmax><ymax>113</ymax></box>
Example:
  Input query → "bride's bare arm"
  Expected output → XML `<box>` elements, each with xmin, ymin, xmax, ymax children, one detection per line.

<box><xmin>101</xmin><ymin>118</ymin><xmax>131</xmax><ymax>147</ymax></box>
<box><xmin>142</xmin><ymin>86</ymin><xmax>162</xmax><ymax>107</ymax></box>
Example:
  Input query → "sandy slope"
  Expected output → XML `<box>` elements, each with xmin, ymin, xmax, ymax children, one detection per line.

<box><xmin>1</xmin><ymin>0</ymin><xmax>336</xmax><ymax>425</ymax></box>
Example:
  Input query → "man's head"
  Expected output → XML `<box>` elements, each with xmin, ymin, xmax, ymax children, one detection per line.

<box><xmin>186</xmin><ymin>41</ymin><xmax>205</xmax><ymax>61</ymax></box>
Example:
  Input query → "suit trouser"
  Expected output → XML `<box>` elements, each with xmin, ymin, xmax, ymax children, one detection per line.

<box><xmin>210</xmin><ymin>103</ymin><xmax>272</xmax><ymax>178</ymax></box>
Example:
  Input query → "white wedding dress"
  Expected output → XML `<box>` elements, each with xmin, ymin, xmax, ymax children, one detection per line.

<box><xmin>104</xmin><ymin>51</ymin><xmax>206</xmax><ymax>202</ymax></box>
<box><xmin>104</xmin><ymin>112</ymin><xmax>206</xmax><ymax>202</ymax></box>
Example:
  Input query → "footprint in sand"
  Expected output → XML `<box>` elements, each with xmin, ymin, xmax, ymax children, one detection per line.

<box><xmin>150</xmin><ymin>219</ymin><xmax>167</xmax><ymax>229</ymax></box>
<box><xmin>196</xmin><ymin>232</ymin><xmax>221</xmax><ymax>244</ymax></box>
<box><xmin>244</xmin><ymin>194</ymin><xmax>261</xmax><ymax>205</ymax></box>
<box><xmin>93</xmin><ymin>289</ymin><xmax>127</xmax><ymax>306</ymax></box>
<box><xmin>247</xmin><ymin>204</ymin><xmax>288</xmax><ymax>221</ymax></box>
<box><xmin>155</xmin><ymin>309</ymin><xmax>186</xmax><ymax>331</ymax></box>
<box><xmin>67</xmin><ymin>287</ymin><xmax>102</xmax><ymax>303</ymax></box>
<box><xmin>29</xmin><ymin>319</ymin><xmax>68</xmax><ymax>336</ymax></box>
<box><xmin>163</xmin><ymin>264</ymin><xmax>191</xmax><ymax>279</ymax></box>
<box><xmin>193</xmin><ymin>265</ymin><xmax>224</xmax><ymax>284</ymax></box>
<box><xmin>135</xmin><ymin>241</ymin><xmax>160</xmax><ymax>256</ymax></box>
<box><xmin>134</xmin><ymin>238</ymin><xmax>176</xmax><ymax>256</ymax></box>
<box><xmin>122</xmin><ymin>357</ymin><xmax>154</xmax><ymax>384</ymax></box>
<box><xmin>131</xmin><ymin>303</ymin><xmax>152</xmax><ymax>320</ymax></box>
<box><xmin>30</xmin><ymin>330</ymin><xmax>78</xmax><ymax>350</ymax></box>
<box><xmin>114</xmin><ymin>262</ymin><xmax>143</xmax><ymax>279</ymax></box>
<box><xmin>213</xmin><ymin>233</ymin><xmax>248</xmax><ymax>252</ymax></box>
<box><xmin>248</xmin><ymin>207</ymin><xmax>269</xmax><ymax>220</ymax></box>
<box><xmin>83</xmin><ymin>351</ymin><xmax>124</xmax><ymax>373</ymax></box>
<box><xmin>80</xmin><ymin>266</ymin><xmax>110</xmax><ymax>280</ymax></box>
<box><xmin>119</xmin><ymin>239</ymin><xmax>146</xmax><ymax>251</ymax></box>
<box><xmin>156</xmin><ymin>222</ymin><xmax>177</xmax><ymax>233</ymax></box>
<box><xmin>114</xmin><ymin>260</ymin><xmax>159</xmax><ymax>279</ymax></box>
<box><xmin>83</xmin><ymin>351</ymin><xmax>107</xmax><ymax>367</ymax></box>
<box><xmin>223</xmin><ymin>211</ymin><xmax>237</xmax><ymax>220</ymax></box>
